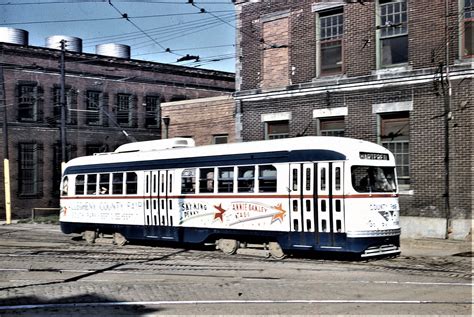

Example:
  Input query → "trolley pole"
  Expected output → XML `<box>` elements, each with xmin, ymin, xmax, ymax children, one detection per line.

<box><xmin>60</xmin><ymin>40</ymin><xmax>67</xmax><ymax>172</ymax></box>
<box><xmin>0</xmin><ymin>65</ymin><xmax>11</xmax><ymax>224</ymax></box>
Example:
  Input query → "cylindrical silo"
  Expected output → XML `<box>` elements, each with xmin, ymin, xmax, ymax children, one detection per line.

<box><xmin>0</xmin><ymin>27</ymin><xmax>28</xmax><ymax>45</ymax></box>
<box><xmin>96</xmin><ymin>43</ymin><xmax>131</xmax><ymax>59</ymax></box>
<box><xmin>45</xmin><ymin>35</ymin><xmax>82</xmax><ymax>52</ymax></box>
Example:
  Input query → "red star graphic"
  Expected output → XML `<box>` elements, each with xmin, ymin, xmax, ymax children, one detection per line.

<box><xmin>213</xmin><ymin>204</ymin><xmax>226</xmax><ymax>222</ymax></box>
<box><xmin>271</xmin><ymin>204</ymin><xmax>286</xmax><ymax>224</ymax></box>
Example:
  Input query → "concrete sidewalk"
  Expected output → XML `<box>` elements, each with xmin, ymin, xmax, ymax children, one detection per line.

<box><xmin>401</xmin><ymin>237</ymin><xmax>473</xmax><ymax>257</ymax></box>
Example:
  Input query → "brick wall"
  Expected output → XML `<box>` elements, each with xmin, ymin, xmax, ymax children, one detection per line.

<box><xmin>161</xmin><ymin>96</ymin><xmax>236</xmax><ymax>146</ymax></box>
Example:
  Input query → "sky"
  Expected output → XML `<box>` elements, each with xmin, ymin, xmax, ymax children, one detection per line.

<box><xmin>0</xmin><ymin>0</ymin><xmax>236</xmax><ymax>72</ymax></box>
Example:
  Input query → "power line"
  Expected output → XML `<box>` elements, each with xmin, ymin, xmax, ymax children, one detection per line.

<box><xmin>0</xmin><ymin>11</ymin><xmax>233</xmax><ymax>26</ymax></box>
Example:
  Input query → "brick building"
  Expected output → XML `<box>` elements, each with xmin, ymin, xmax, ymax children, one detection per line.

<box><xmin>234</xmin><ymin>0</ymin><xmax>473</xmax><ymax>239</ymax></box>
<box><xmin>0</xmin><ymin>42</ymin><xmax>234</xmax><ymax>218</ymax></box>
<box><xmin>161</xmin><ymin>95</ymin><xmax>237</xmax><ymax>146</ymax></box>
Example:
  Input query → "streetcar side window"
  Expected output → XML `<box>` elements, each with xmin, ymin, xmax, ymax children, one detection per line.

<box><xmin>75</xmin><ymin>175</ymin><xmax>85</xmax><ymax>195</ymax></box>
<box><xmin>112</xmin><ymin>173</ymin><xmax>124</xmax><ymax>195</ymax></box>
<box><xmin>87</xmin><ymin>174</ymin><xmax>97</xmax><ymax>195</ymax></box>
<box><xmin>259</xmin><ymin>165</ymin><xmax>277</xmax><ymax>192</ymax></box>
<box><xmin>126</xmin><ymin>172</ymin><xmax>138</xmax><ymax>195</ymax></box>
<box><xmin>61</xmin><ymin>176</ymin><xmax>69</xmax><ymax>196</ymax></box>
<box><xmin>99</xmin><ymin>173</ymin><xmax>110</xmax><ymax>195</ymax></box>
<box><xmin>238</xmin><ymin>166</ymin><xmax>255</xmax><ymax>193</ymax></box>
<box><xmin>199</xmin><ymin>168</ymin><xmax>214</xmax><ymax>193</ymax></box>
<box><xmin>181</xmin><ymin>168</ymin><xmax>196</xmax><ymax>194</ymax></box>
<box><xmin>218</xmin><ymin>167</ymin><xmax>234</xmax><ymax>193</ymax></box>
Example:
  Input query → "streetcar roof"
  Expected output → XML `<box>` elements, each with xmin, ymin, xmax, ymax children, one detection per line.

<box><xmin>63</xmin><ymin>136</ymin><xmax>394</xmax><ymax>175</ymax></box>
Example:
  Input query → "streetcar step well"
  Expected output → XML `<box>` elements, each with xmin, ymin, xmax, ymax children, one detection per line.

<box><xmin>361</xmin><ymin>244</ymin><xmax>400</xmax><ymax>258</ymax></box>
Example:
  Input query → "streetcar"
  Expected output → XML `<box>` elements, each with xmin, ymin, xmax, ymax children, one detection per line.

<box><xmin>59</xmin><ymin>136</ymin><xmax>401</xmax><ymax>259</ymax></box>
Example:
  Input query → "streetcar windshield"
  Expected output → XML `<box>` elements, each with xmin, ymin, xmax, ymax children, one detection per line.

<box><xmin>351</xmin><ymin>166</ymin><xmax>397</xmax><ymax>193</ymax></box>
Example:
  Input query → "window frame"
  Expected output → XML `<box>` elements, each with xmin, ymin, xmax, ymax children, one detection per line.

<box><xmin>18</xmin><ymin>143</ymin><xmax>42</xmax><ymax>197</ymax></box>
<box><xmin>265</xmin><ymin>120</ymin><xmax>290</xmax><ymax>140</ymax></box>
<box><xmin>86</xmin><ymin>90</ymin><xmax>103</xmax><ymax>126</ymax></box>
<box><xmin>145</xmin><ymin>95</ymin><xmax>161</xmax><ymax>128</ymax></box>
<box><xmin>17</xmin><ymin>83</ymin><xmax>38</xmax><ymax>122</ymax></box>
<box><xmin>379</xmin><ymin>112</ymin><xmax>410</xmax><ymax>188</ymax></box>
<box><xmin>377</xmin><ymin>0</ymin><xmax>409</xmax><ymax>68</ymax></box>
<box><xmin>318</xmin><ymin>116</ymin><xmax>345</xmax><ymax>137</ymax></box>
<box><xmin>316</xmin><ymin>8</ymin><xmax>344</xmax><ymax>77</ymax></box>
<box><xmin>461</xmin><ymin>0</ymin><xmax>474</xmax><ymax>58</ymax></box>
<box><xmin>116</xmin><ymin>93</ymin><xmax>133</xmax><ymax>127</ymax></box>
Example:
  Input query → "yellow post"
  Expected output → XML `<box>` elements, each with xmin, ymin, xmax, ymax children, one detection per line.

<box><xmin>4</xmin><ymin>158</ymin><xmax>11</xmax><ymax>224</ymax></box>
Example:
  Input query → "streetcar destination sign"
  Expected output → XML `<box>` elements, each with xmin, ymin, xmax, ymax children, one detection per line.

<box><xmin>359</xmin><ymin>152</ymin><xmax>389</xmax><ymax>160</ymax></box>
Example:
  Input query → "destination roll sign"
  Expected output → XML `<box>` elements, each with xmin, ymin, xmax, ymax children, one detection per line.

<box><xmin>359</xmin><ymin>152</ymin><xmax>389</xmax><ymax>160</ymax></box>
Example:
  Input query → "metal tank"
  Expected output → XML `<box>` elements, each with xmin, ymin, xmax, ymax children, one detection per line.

<box><xmin>0</xmin><ymin>27</ymin><xmax>28</xmax><ymax>45</ymax></box>
<box><xmin>96</xmin><ymin>43</ymin><xmax>131</xmax><ymax>59</ymax></box>
<box><xmin>45</xmin><ymin>35</ymin><xmax>82</xmax><ymax>52</ymax></box>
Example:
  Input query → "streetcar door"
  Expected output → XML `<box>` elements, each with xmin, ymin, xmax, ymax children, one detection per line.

<box><xmin>290</xmin><ymin>163</ymin><xmax>316</xmax><ymax>233</ymax></box>
<box><xmin>144</xmin><ymin>171</ymin><xmax>160</xmax><ymax>227</ymax></box>
<box><xmin>158</xmin><ymin>170</ymin><xmax>169</xmax><ymax>226</ymax></box>
<box><xmin>331</xmin><ymin>162</ymin><xmax>345</xmax><ymax>234</ymax></box>
<box><xmin>317</xmin><ymin>162</ymin><xmax>345</xmax><ymax>247</ymax></box>
<box><xmin>316</xmin><ymin>163</ymin><xmax>331</xmax><ymax>244</ymax></box>
<box><xmin>289</xmin><ymin>164</ymin><xmax>302</xmax><ymax>232</ymax></box>
<box><xmin>302</xmin><ymin>163</ymin><xmax>316</xmax><ymax>233</ymax></box>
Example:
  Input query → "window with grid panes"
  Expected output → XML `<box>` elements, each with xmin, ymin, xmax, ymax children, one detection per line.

<box><xmin>378</xmin><ymin>0</ymin><xmax>408</xmax><ymax>67</ymax></box>
<box><xmin>380</xmin><ymin>113</ymin><xmax>410</xmax><ymax>186</ymax></box>
<box><xmin>117</xmin><ymin>93</ymin><xmax>132</xmax><ymax>127</ymax></box>
<box><xmin>319</xmin><ymin>117</ymin><xmax>345</xmax><ymax>137</ymax></box>
<box><xmin>18</xmin><ymin>143</ymin><xmax>42</xmax><ymax>196</ymax></box>
<box><xmin>463</xmin><ymin>0</ymin><xmax>474</xmax><ymax>57</ymax></box>
<box><xmin>18</xmin><ymin>84</ymin><xmax>37</xmax><ymax>121</ymax></box>
<box><xmin>266</xmin><ymin>120</ymin><xmax>289</xmax><ymax>139</ymax></box>
<box><xmin>145</xmin><ymin>96</ymin><xmax>160</xmax><ymax>128</ymax></box>
<box><xmin>86</xmin><ymin>91</ymin><xmax>102</xmax><ymax>126</ymax></box>
<box><xmin>318</xmin><ymin>9</ymin><xmax>343</xmax><ymax>76</ymax></box>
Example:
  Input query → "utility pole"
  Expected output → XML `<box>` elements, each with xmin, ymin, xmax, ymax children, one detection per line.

<box><xmin>443</xmin><ymin>0</ymin><xmax>452</xmax><ymax>239</ymax></box>
<box><xmin>60</xmin><ymin>40</ymin><xmax>67</xmax><ymax>171</ymax></box>
<box><xmin>0</xmin><ymin>65</ymin><xmax>11</xmax><ymax>224</ymax></box>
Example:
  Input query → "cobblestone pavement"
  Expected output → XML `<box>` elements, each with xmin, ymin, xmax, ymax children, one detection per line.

<box><xmin>0</xmin><ymin>224</ymin><xmax>472</xmax><ymax>316</ymax></box>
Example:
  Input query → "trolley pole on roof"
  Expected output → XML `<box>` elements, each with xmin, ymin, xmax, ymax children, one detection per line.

<box><xmin>0</xmin><ymin>65</ymin><xmax>11</xmax><ymax>224</ymax></box>
<box><xmin>60</xmin><ymin>40</ymin><xmax>67</xmax><ymax>172</ymax></box>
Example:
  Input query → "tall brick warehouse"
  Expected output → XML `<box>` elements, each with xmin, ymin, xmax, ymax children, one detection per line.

<box><xmin>0</xmin><ymin>42</ymin><xmax>234</xmax><ymax>218</ymax></box>
<box><xmin>234</xmin><ymin>0</ymin><xmax>473</xmax><ymax>239</ymax></box>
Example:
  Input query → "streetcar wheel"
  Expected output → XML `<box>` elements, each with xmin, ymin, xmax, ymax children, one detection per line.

<box><xmin>217</xmin><ymin>239</ymin><xmax>239</xmax><ymax>255</ymax></box>
<box><xmin>83</xmin><ymin>230</ymin><xmax>97</xmax><ymax>244</ymax></box>
<box><xmin>113</xmin><ymin>232</ymin><xmax>128</xmax><ymax>246</ymax></box>
<box><xmin>268</xmin><ymin>242</ymin><xmax>286</xmax><ymax>259</ymax></box>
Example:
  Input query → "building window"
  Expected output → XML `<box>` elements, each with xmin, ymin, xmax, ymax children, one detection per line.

<box><xmin>213</xmin><ymin>134</ymin><xmax>228</xmax><ymax>144</ymax></box>
<box><xmin>380</xmin><ymin>113</ymin><xmax>410</xmax><ymax>186</ymax></box>
<box><xmin>116</xmin><ymin>93</ymin><xmax>133</xmax><ymax>127</ymax></box>
<box><xmin>52</xmin><ymin>87</ymin><xmax>77</xmax><ymax>125</ymax></box>
<box><xmin>86</xmin><ymin>91</ymin><xmax>102</xmax><ymax>126</ymax></box>
<box><xmin>145</xmin><ymin>96</ymin><xmax>160</xmax><ymax>128</ymax></box>
<box><xmin>266</xmin><ymin>120</ymin><xmax>289</xmax><ymax>139</ymax></box>
<box><xmin>318</xmin><ymin>117</ymin><xmax>345</xmax><ymax>136</ymax></box>
<box><xmin>317</xmin><ymin>9</ymin><xmax>343</xmax><ymax>76</ymax></box>
<box><xmin>17</xmin><ymin>84</ymin><xmax>38</xmax><ymax>122</ymax></box>
<box><xmin>86</xmin><ymin>144</ymin><xmax>108</xmax><ymax>156</ymax></box>
<box><xmin>378</xmin><ymin>0</ymin><xmax>408</xmax><ymax>67</ymax></box>
<box><xmin>462</xmin><ymin>0</ymin><xmax>474</xmax><ymax>58</ymax></box>
<box><xmin>18</xmin><ymin>143</ymin><xmax>42</xmax><ymax>196</ymax></box>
